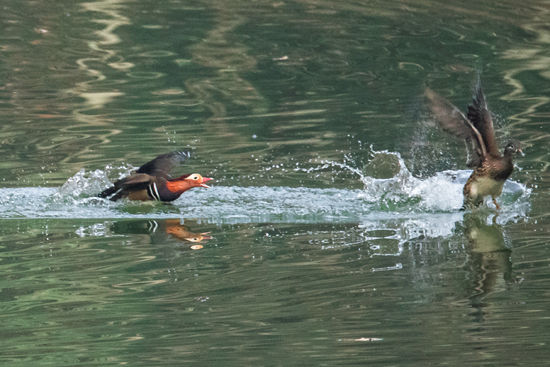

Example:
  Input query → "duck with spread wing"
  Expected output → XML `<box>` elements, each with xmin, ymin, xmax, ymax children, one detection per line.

<box><xmin>425</xmin><ymin>84</ymin><xmax>522</xmax><ymax>210</ymax></box>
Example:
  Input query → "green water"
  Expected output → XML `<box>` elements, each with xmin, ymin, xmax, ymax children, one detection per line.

<box><xmin>1</xmin><ymin>0</ymin><xmax>549</xmax><ymax>365</ymax></box>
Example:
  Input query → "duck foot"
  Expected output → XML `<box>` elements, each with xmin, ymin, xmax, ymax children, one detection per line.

<box><xmin>492</xmin><ymin>197</ymin><xmax>501</xmax><ymax>211</ymax></box>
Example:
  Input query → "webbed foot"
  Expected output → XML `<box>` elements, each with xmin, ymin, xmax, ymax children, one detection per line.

<box><xmin>492</xmin><ymin>197</ymin><xmax>501</xmax><ymax>211</ymax></box>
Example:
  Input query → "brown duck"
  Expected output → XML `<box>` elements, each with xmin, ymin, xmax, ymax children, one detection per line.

<box><xmin>425</xmin><ymin>84</ymin><xmax>522</xmax><ymax>210</ymax></box>
<box><xmin>98</xmin><ymin>151</ymin><xmax>212</xmax><ymax>202</ymax></box>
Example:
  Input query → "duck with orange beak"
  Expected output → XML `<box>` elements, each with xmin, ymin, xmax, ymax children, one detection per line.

<box><xmin>98</xmin><ymin>151</ymin><xmax>212</xmax><ymax>202</ymax></box>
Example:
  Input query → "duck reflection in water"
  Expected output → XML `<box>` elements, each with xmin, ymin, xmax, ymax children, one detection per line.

<box><xmin>163</xmin><ymin>219</ymin><xmax>212</xmax><ymax>246</ymax></box>
<box><xmin>462</xmin><ymin>213</ymin><xmax>517</xmax><ymax>321</ymax></box>
<box><xmin>112</xmin><ymin>219</ymin><xmax>211</xmax><ymax>249</ymax></box>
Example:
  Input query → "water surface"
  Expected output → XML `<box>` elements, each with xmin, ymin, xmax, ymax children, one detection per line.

<box><xmin>1</xmin><ymin>0</ymin><xmax>549</xmax><ymax>365</ymax></box>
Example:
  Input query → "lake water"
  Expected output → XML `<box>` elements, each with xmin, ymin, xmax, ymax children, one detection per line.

<box><xmin>1</xmin><ymin>0</ymin><xmax>549</xmax><ymax>365</ymax></box>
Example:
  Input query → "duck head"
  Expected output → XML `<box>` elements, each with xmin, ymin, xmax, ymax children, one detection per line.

<box><xmin>166</xmin><ymin>173</ymin><xmax>213</xmax><ymax>194</ymax></box>
<box><xmin>504</xmin><ymin>140</ymin><xmax>523</xmax><ymax>157</ymax></box>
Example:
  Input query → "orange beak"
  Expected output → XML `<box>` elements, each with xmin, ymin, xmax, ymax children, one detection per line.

<box><xmin>200</xmin><ymin>232</ymin><xmax>212</xmax><ymax>240</ymax></box>
<box><xmin>200</xmin><ymin>177</ymin><xmax>213</xmax><ymax>188</ymax></box>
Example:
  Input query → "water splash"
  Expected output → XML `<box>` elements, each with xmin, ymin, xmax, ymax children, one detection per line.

<box><xmin>295</xmin><ymin>150</ymin><xmax>529</xmax><ymax>214</ymax></box>
<box><xmin>0</xmin><ymin>151</ymin><xmax>530</xmax><ymax>227</ymax></box>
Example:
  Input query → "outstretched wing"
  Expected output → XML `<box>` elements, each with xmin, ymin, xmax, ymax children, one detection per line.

<box><xmin>98</xmin><ymin>173</ymin><xmax>154</xmax><ymax>200</ymax></box>
<box><xmin>118</xmin><ymin>173</ymin><xmax>155</xmax><ymax>189</ymax></box>
<box><xmin>425</xmin><ymin>88</ymin><xmax>487</xmax><ymax>167</ymax></box>
<box><xmin>467</xmin><ymin>84</ymin><xmax>500</xmax><ymax>157</ymax></box>
<box><xmin>136</xmin><ymin>150</ymin><xmax>191</xmax><ymax>179</ymax></box>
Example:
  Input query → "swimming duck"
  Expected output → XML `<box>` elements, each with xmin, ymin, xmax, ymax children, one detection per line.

<box><xmin>98</xmin><ymin>151</ymin><xmax>212</xmax><ymax>202</ymax></box>
<box><xmin>425</xmin><ymin>84</ymin><xmax>522</xmax><ymax>209</ymax></box>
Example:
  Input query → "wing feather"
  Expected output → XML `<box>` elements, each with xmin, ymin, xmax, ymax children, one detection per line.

<box><xmin>425</xmin><ymin>88</ymin><xmax>487</xmax><ymax>166</ymax></box>
<box><xmin>467</xmin><ymin>85</ymin><xmax>500</xmax><ymax>156</ymax></box>
<box><xmin>136</xmin><ymin>151</ymin><xmax>191</xmax><ymax>178</ymax></box>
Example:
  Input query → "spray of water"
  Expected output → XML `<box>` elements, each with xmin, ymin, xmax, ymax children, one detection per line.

<box><xmin>0</xmin><ymin>150</ymin><xmax>530</xmax><ymax>227</ymax></box>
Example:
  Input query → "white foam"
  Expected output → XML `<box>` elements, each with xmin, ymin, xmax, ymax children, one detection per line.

<box><xmin>0</xmin><ymin>151</ymin><xmax>531</xmax><ymax>229</ymax></box>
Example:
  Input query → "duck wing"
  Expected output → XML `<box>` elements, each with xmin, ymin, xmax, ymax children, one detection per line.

<box><xmin>136</xmin><ymin>150</ymin><xmax>192</xmax><ymax>179</ymax></box>
<box><xmin>118</xmin><ymin>173</ymin><xmax>155</xmax><ymax>189</ymax></box>
<box><xmin>98</xmin><ymin>173</ymin><xmax>155</xmax><ymax>200</ymax></box>
<box><xmin>467</xmin><ymin>85</ymin><xmax>500</xmax><ymax>157</ymax></box>
<box><xmin>425</xmin><ymin>88</ymin><xmax>487</xmax><ymax>167</ymax></box>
